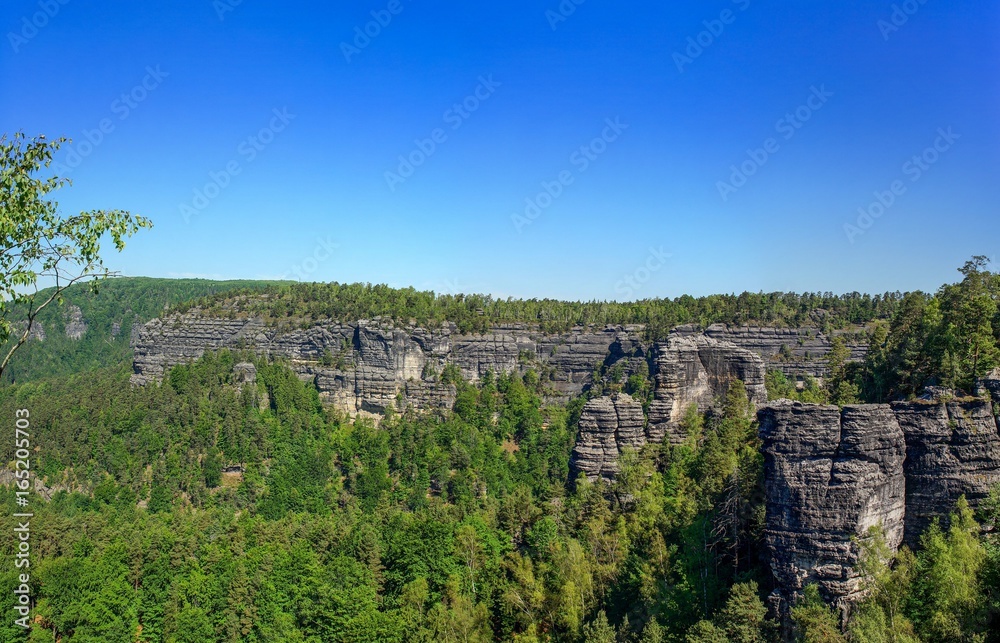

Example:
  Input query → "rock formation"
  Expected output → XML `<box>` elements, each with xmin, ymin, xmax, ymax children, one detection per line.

<box><xmin>571</xmin><ymin>393</ymin><xmax>646</xmax><ymax>481</ymax></box>
<box><xmin>760</xmin><ymin>398</ymin><xmax>1000</xmax><ymax>609</ymax></box>
<box><xmin>893</xmin><ymin>398</ymin><xmax>1000</xmax><ymax>545</ymax></box>
<box><xmin>759</xmin><ymin>402</ymin><xmax>906</xmax><ymax>608</ymax></box>
<box><xmin>647</xmin><ymin>331</ymin><xmax>768</xmax><ymax>444</ymax></box>
<box><xmin>131</xmin><ymin>310</ymin><xmax>647</xmax><ymax>414</ymax></box>
<box><xmin>704</xmin><ymin>324</ymin><xmax>867</xmax><ymax>379</ymax></box>
<box><xmin>64</xmin><ymin>304</ymin><xmax>88</xmax><ymax>340</ymax></box>
<box><xmin>977</xmin><ymin>368</ymin><xmax>1000</xmax><ymax>404</ymax></box>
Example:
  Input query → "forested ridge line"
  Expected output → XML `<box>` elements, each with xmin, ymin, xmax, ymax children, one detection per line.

<box><xmin>0</xmin><ymin>277</ymin><xmax>283</xmax><ymax>383</ymax></box>
<box><xmin>174</xmin><ymin>281</ymin><xmax>904</xmax><ymax>338</ymax></box>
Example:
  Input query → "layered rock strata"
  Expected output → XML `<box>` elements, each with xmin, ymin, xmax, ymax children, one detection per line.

<box><xmin>759</xmin><ymin>402</ymin><xmax>906</xmax><ymax>606</ymax></box>
<box><xmin>571</xmin><ymin>393</ymin><xmax>646</xmax><ymax>481</ymax></box>
<box><xmin>760</xmin><ymin>398</ymin><xmax>1000</xmax><ymax>609</ymax></box>
<box><xmin>132</xmin><ymin>312</ymin><xmax>648</xmax><ymax>414</ymax></box>
<box><xmin>133</xmin><ymin>311</ymin><xmax>770</xmax><ymax>442</ymax></box>
<box><xmin>647</xmin><ymin>331</ymin><xmax>768</xmax><ymax>444</ymax></box>
<box><xmin>893</xmin><ymin>398</ymin><xmax>1000</xmax><ymax>545</ymax></box>
<box><xmin>977</xmin><ymin>368</ymin><xmax>1000</xmax><ymax>404</ymax></box>
<box><xmin>704</xmin><ymin>324</ymin><xmax>867</xmax><ymax>379</ymax></box>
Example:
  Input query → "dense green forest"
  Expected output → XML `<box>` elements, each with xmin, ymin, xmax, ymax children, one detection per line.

<box><xmin>764</xmin><ymin>257</ymin><xmax>1000</xmax><ymax>406</ymax></box>
<box><xmin>1</xmin><ymin>350</ymin><xmax>999</xmax><ymax>642</ymax></box>
<box><xmin>1</xmin><ymin>278</ymin><xmax>281</xmax><ymax>383</ymax></box>
<box><xmin>177</xmin><ymin>282</ymin><xmax>903</xmax><ymax>338</ymax></box>
<box><xmin>0</xmin><ymin>260</ymin><xmax>998</xmax><ymax>641</ymax></box>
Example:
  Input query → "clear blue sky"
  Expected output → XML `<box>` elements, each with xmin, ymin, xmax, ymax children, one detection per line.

<box><xmin>2</xmin><ymin>1</ymin><xmax>998</xmax><ymax>301</ymax></box>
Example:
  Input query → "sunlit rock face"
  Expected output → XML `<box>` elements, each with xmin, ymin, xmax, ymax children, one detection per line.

<box><xmin>571</xmin><ymin>393</ymin><xmax>647</xmax><ymax>482</ymax></box>
<box><xmin>647</xmin><ymin>332</ymin><xmax>768</xmax><ymax>445</ymax></box>
<box><xmin>131</xmin><ymin>309</ymin><xmax>647</xmax><ymax>414</ymax></box>
<box><xmin>893</xmin><ymin>398</ymin><xmax>1000</xmax><ymax>545</ymax></box>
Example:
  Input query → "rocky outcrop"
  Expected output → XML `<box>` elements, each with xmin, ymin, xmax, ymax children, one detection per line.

<box><xmin>130</xmin><ymin>314</ymin><xmax>270</xmax><ymax>386</ymax></box>
<box><xmin>977</xmin><ymin>368</ymin><xmax>1000</xmax><ymax>405</ymax></box>
<box><xmin>894</xmin><ymin>398</ymin><xmax>1000</xmax><ymax>545</ymax></box>
<box><xmin>64</xmin><ymin>304</ymin><xmax>88</xmax><ymax>340</ymax></box>
<box><xmin>759</xmin><ymin>402</ymin><xmax>906</xmax><ymax>607</ymax></box>
<box><xmin>571</xmin><ymin>393</ymin><xmax>646</xmax><ymax>481</ymax></box>
<box><xmin>131</xmin><ymin>310</ymin><xmax>647</xmax><ymax>414</ymax></box>
<box><xmin>760</xmin><ymin>398</ymin><xmax>1000</xmax><ymax>609</ymax></box>
<box><xmin>647</xmin><ymin>331</ymin><xmax>768</xmax><ymax>444</ymax></box>
<box><xmin>132</xmin><ymin>309</ymin><xmax>773</xmax><ymax>432</ymax></box>
<box><xmin>704</xmin><ymin>324</ymin><xmax>867</xmax><ymax>379</ymax></box>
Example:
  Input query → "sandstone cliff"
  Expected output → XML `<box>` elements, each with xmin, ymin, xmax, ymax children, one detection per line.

<box><xmin>704</xmin><ymin>324</ymin><xmax>866</xmax><ymax>379</ymax></box>
<box><xmin>131</xmin><ymin>311</ymin><xmax>647</xmax><ymax>414</ymax></box>
<box><xmin>759</xmin><ymin>402</ymin><xmax>906</xmax><ymax>607</ymax></box>
<box><xmin>760</xmin><ymin>398</ymin><xmax>1000</xmax><ymax>610</ymax></box>
<box><xmin>647</xmin><ymin>330</ymin><xmax>768</xmax><ymax>444</ymax></box>
<box><xmin>571</xmin><ymin>393</ymin><xmax>646</xmax><ymax>482</ymax></box>
<box><xmin>571</xmin><ymin>332</ymin><xmax>767</xmax><ymax>480</ymax></box>
<box><xmin>133</xmin><ymin>310</ymin><xmax>768</xmax><ymax>480</ymax></box>
<box><xmin>893</xmin><ymin>398</ymin><xmax>1000</xmax><ymax>545</ymax></box>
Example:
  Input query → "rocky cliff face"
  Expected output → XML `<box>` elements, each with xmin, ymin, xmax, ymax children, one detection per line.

<box><xmin>759</xmin><ymin>402</ymin><xmax>906</xmax><ymax>608</ymax></box>
<box><xmin>977</xmin><ymin>368</ymin><xmax>1000</xmax><ymax>404</ymax></box>
<box><xmin>133</xmin><ymin>310</ymin><xmax>767</xmax><ymax>474</ymax></box>
<box><xmin>893</xmin><ymin>398</ymin><xmax>1000</xmax><ymax>545</ymax></box>
<box><xmin>571</xmin><ymin>393</ymin><xmax>646</xmax><ymax>481</ymax></box>
<box><xmin>760</xmin><ymin>398</ymin><xmax>1000</xmax><ymax>609</ymax></box>
<box><xmin>131</xmin><ymin>307</ymin><xmax>859</xmax><ymax>405</ymax></box>
<box><xmin>131</xmin><ymin>310</ymin><xmax>647</xmax><ymax>414</ymax></box>
<box><xmin>704</xmin><ymin>324</ymin><xmax>867</xmax><ymax>379</ymax></box>
<box><xmin>64</xmin><ymin>305</ymin><xmax>88</xmax><ymax>340</ymax></box>
<box><xmin>647</xmin><ymin>331</ymin><xmax>768</xmax><ymax>444</ymax></box>
<box><xmin>571</xmin><ymin>333</ymin><xmax>766</xmax><ymax>479</ymax></box>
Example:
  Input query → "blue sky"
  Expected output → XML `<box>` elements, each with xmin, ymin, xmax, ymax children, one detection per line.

<box><xmin>2</xmin><ymin>0</ymin><xmax>998</xmax><ymax>301</ymax></box>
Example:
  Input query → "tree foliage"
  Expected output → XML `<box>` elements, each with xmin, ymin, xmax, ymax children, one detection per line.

<box><xmin>0</xmin><ymin>132</ymin><xmax>151</xmax><ymax>381</ymax></box>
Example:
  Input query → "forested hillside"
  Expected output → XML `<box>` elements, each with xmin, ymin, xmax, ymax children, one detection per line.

<box><xmin>0</xmin><ymin>260</ymin><xmax>998</xmax><ymax>641</ymax></box>
<box><xmin>1</xmin><ymin>278</ymin><xmax>281</xmax><ymax>383</ymax></box>
<box><xmin>1</xmin><ymin>352</ymin><xmax>998</xmax><ymax>642</ymax></box>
